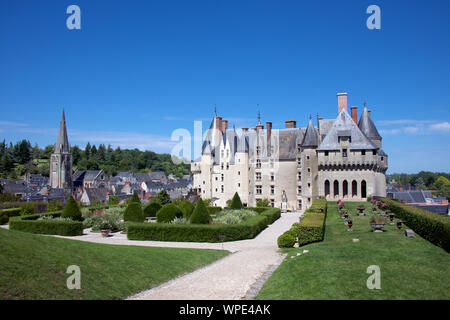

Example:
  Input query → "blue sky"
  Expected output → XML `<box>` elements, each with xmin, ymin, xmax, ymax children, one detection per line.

<box><xmin>0</xmin><ymin>0</ymin><xmax>449</xmax><ymax>173</ymax></box>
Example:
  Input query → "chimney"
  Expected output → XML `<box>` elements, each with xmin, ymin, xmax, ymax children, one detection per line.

<box><xmin>242</xmin><ymin>127</ymin><xmax>248</xmax><ymax>133</ymax></box>
<box><xmin>221</xmin><ymin>119</ymin><xmax>228</xmax><ymax>133</ymax></box>
<box><xmin>256</xmin><ymin>123</ymin><xmax>264</xmax><ymax>131</ymax></box>
<box><xmin>351</xmin><ymin>106</ymin><xmax>358</xmax><ymax>124</ymax></box>
<box><xmin>285</xmin><ymin>120</ymin><xmax>296</xmax><ymax>129</ymax></box>
<box><xmin>337</xmin><ymin>92</ymin><xmax>348</xmax><ymax>113</ymax></box>
<box><xmin>215</xmin><ymin>116</ymin><xmax>222</xmax><ymax>131</ymax></box>
<box><xmin>266</xmin><ymin>121</ymin><xmax>272</xmax><ymax>139</ymax></box>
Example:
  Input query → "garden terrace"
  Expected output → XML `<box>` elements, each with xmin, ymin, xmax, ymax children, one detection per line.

<box><xmin>257</xmin><ymin>201</ymin><xmax>450</xmax><ymax>299</ymax></box>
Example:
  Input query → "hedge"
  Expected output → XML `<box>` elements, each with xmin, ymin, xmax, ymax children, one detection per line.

<box><xmin>156</xmin><ymin>204</ymin><xmax>183</xmax><ymax>223</ymax></box>
<box><xmin>206</xmin><ymin>206</ymin><xmax>223</xmax><ymax>215</ymax></box>
<box><xmin>9</xmin><ymin>211</ymin><xmax>84</xmax><ymax>236</ymax></box>
<box><xmin>127</xmin><ymin>207</ymin><xmax>281</xmax><ymax>242</ymax></box>
<box><xmin>277</xmin><ymin>199</ymin><xmax>327</xmax><ymax>248</ymax></box>
<box><xmin>0</xmin><ymin>208</ymin><xmax>21</xmax><ymax>225</ymax></box>
<box><xmin>382</xmin><ymin>198</ymin><xmax>450</xmax><ymax>252</ymax></box>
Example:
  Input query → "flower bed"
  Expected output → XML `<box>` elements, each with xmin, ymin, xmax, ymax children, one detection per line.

<box><xmin>126</xmin><ymin>207</ymin><xmax>280</xmax><ymax>242</ymax></box>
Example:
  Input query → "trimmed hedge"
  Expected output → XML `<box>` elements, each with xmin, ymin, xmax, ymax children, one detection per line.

<box><xmin>9</xmin><ymin>212</ymin><xmax>83</xmax><ymax>236</ymax></box>
<box><xmin>0</xmin><ymin>208</ymin><xmax>21</xmax><ymax>225</ymax></box>
<box><xmin>277</xmin><ymin>199</ymin><xmax>327</xmax><ymax>248</ymax></box>
<box><xmin>207</xmin><ymin>206</ymin><xmax>223</xmax><ymax>215</ymax></box>
<box><xmin>156</xmin><ymin>204</ymin><xmax>183</xmax><ymax>223</ymax></box>
<box><xmin>127</xmin><ymin>207</ymin><xmax>281</xmax><ymax>242</ymax></box>
<box><xmin>382</xmin><ymin>198</ymin><xmax>450</xmax><ymax>252</ymax></box>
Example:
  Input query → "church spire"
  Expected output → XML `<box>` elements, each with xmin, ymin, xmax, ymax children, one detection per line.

<box><xmin>54</xmin><ymin>109</ymin><xmax>70</xmax><ymax>154</ymax></box>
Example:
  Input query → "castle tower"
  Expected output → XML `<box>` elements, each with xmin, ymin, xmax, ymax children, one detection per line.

<box><xmin>300</xmin><ymin>117</ymin><xmax>319</xmax><ymax>209</ymax></box>
<box><xmin>50</xmin><ymin>110</ymin><xmax>73</xmax><ymax>190</ymax></box>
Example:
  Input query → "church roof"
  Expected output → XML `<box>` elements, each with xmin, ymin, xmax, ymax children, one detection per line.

<box><xmin>358</xmin><ymin>106</ymin><xmax>381</xmax><ymax>140</ymax></box>
<box><xmin>317</xmin><ymin>109</ymin><xmax>377</xmax><ymax>151</ymax></box>
<box><xmin>54</xmin><ymin>110</ymin><xmax>70</xmax><ymax>154</ymax></box>
<box><xmin>301</xmin><ymin>119</ymin><xmax>319</xmax><ymax>147</ymax></box>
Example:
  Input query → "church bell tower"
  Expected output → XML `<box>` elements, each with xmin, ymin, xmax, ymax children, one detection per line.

<box><xmin>50</xmin><ymin>110</ymin><xmax>73</xmax><ymax>190</ymax></box>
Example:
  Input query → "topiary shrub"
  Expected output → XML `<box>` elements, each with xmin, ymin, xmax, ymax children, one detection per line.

<box><xmin>130</xmin><ymin>191</ymin><xmax>141</xmax><ymax>204</ymax></box>
<box><xmin>230</xmin><ymin>192</ymin><xmax>243</xmax><ymax>210</ymax></box>
<box><xmin>61</xmin><ymin>196</ymin><xmax>82</xmax><ymax>221</ymax></box>
<box><xmin>20</xmin><ymin>203</ymin><xmax>36</xmax><ymax>216</ymax></box>
<box><xmin>143</xmin><ymin>202</ymin><xmax>162</xmax><ymax>218</ymax></box>
<box><xmin>278</xmin><ymin>232</ymin><xmax>296</xmax><ymax>248</ymax></box>
<box><xmin>178</xmin><ymin>201</ymin><xmax>195</xmax><ymax>219</ymax></box>
<box><xmin>190</xmin><ymin>198</ymin><xmax>211</xmax><ymax>224</ymax></box>
<box><xmin>156</xmin><ymin>203</ymin><xmax>183</xmax><ymax>223</ymax></box>
<box><xmin>124</xmin><ymin>202</ymin><xmax>144</xmax><ymax>223</ymax></box>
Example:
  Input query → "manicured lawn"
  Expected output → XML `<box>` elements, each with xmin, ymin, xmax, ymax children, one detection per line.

<box><xmin>256</xmin><ymin>201</ymin><xmax>450</xmax><ymax>300</ymax></box>
<box><xmin>0</xmin><ymin>228</ymin><xmax>228</xmax><ymax>299</ymax></box>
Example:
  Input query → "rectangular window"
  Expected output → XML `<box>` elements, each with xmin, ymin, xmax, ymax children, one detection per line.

<box><xmin>256</xmin><ymin>185</ymin><xmax>262</xmax><ymax>194</ymax></box>
<box><xmin>238</xmin><ymin>171</ymin><xmax>240</xmax><ymax>175</ymax></box>
<box><xmin>373</xmin><ymin>150</ymin><xmax>377</xmax><ymax>155</ymax></box>
<box><xmin>325</xmin><ymin>151</ymin><xmax>329</xmax><ymax>156</ymax></box>
<box><xmin>256</xmin><ymin>159</ymin><xmax>261</xmax><ymax>168</ymax></box>
<box><xmin>270</xmin><ymin>199</ymin><xmax>275</xmax><ymax>207</ymax></box>
<box><xmin>271</xmin><ymin>175</ymin><xmax>274</xmax><ymax>181</ymax></box>
<box><xmin>361</xmin><ymin>150</ymin><xmax>366</xmax><ymax>156</ymax></box>
<box><xmin>221</xmin><ymin>174</ymin><xmax>224</xmax><ymax>181</ymax></box>
<box><xmin>343</xmin><ymin>149</ymin><xmax>348</xmax><ymax>157</ymax></box>
<box><xmin>256</xmin><ymin>172</ymin><xmax>261</xmax><ymax>181</ymax></box>
<box><xmin>271</xmin><ymin>185</ymin><xmax>275</xmax><ymax>195</ymax></box>
<box><xmin>221</xmin><ymin>185</ymin><xmax>224</xmax><ymax>193</ymax></box>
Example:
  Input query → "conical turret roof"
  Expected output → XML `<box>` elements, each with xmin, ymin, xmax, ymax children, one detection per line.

<box><xmin>358</xmin><ymin>107</ymin><xmax>381</xmax><ymax>140</ymax></box>
<box><xmin>301</xmin><ymin>118</ymin><xmax>319</xmax><ymax>147</ymax></box>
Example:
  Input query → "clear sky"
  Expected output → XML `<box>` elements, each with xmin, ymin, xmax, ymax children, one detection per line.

<box><xmin>0</xmin><ymin>0</ymin><xmax>449</xmax><ymax>174</ymax></box>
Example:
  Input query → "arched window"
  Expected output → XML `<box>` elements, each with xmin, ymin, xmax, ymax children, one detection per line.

<box><xmin>324</xmin><ymin>180</ymin><xmax>330</xmax><ymax>197</ymax></box>
<box><xmin>361</xmin><ymin>180</ymin><xmax>367</xmax><ymax>198</ymax></box>
<box><xmin>343</xmin><ymin>180</ymin><xmax>348</xmax><ymax>197</ymax></box>
<box><xmin>352</xmin><ymin>180</ymin><xmax>357</xmax><ymax>197</ymax></box>
<box><xmin>333</xmin><ymin>180</ymin><xmax>339</xmax><ymax>197</ymax></box>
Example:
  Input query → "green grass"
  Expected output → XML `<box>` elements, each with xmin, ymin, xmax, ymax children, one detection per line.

<box><xmin>0</xmin><ymin>228</ymin><xmax>228</xmax><ymax>300</ymax></box>
<box><xmin>256</xmin><ymin>201</ymin><xmax>450</xmax><ymax>300</ymax></box>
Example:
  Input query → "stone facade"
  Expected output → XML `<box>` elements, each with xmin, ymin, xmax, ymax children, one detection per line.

<box><xmin>191</xmin><ymin>93</ymin><xmax>388</xmax><ymax>211</ymax></box>
<box><xmin>50</xmin><ymin>110</ymin><xmax>73</xmax><ymax>190</ymax></box>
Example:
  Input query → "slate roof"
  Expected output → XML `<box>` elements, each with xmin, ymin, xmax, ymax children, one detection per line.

<box><xmin>358</xmin><ymin>107</ymin><xmax>382</xmax><ymax>140</ymax></box>
<box><xmin>84</xmin><ymin>188</ymin><xmax>108</xmax><ymax>203</ymax></box>
<box><xmin>148</xmin><ymin>172</ymin><xmax>167</xmax><ymax>181</ymax></box>
<box><xmin>54</xmin><ymin>110</ymin><xmax>70</xmax><ymax>154</ymax></box>
<box><xmin>317</xmin><ymin>109</ymin><xmax>377</xmax><ymax>151</ymax></box>
<box><xmin>301</xmin><ymin>119</ymin><xmax>319</xmax><ymax>148</ymax></box>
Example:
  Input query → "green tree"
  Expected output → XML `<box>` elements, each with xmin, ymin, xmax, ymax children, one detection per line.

<box><xmin>62</xmin><ymin>196</ymin><xmax>83</xmax><ymax>221</ymax></box>
<box><xmin>230</xmin><ymin>192</ymin><xmax>243</xmax><ymax>209</ymax></box>
<box><xmin>190</xmin><ymin>198</ymin><xmax>210</xmax><ymax>224</ymax></box>
<box><xmin>124</xmin><ymin>202</ymin><xmax>144</xmax><ymax>223</ymax></box>
<box><xmin>107</xmin><ymin>196</ymin><xmax>120</xmax><ymax>205</ymax></box>
<box><xmin>256</xmin><ymin>198</ymin><xmax>270</xmax><ymax>207</ymax></box>
<box><xmin>156</xmin><ymin>189</ymin><xmax>171</xmax><ymax>205</ymax></box>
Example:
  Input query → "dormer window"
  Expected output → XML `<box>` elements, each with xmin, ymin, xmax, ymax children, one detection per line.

<box><xmin>361</xmin><ymin>150</ymin><xmax>366</xmax><ymax>156</ymax></box>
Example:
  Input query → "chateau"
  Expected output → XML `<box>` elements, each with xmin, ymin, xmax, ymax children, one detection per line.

<box><xmin>191</xmin><ymin>93</ymin><xmax>388</xmax><ymax>210</ymax></box>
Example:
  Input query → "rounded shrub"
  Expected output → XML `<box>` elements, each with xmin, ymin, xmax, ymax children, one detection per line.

<box><xmin>62</xmin><ymin>196</ymin><xmax>83</xmax><ymax>221</ymax></box>
<box><xmin>143</xmin><ymin>202</ymin><xmax>162</xmax><ymax>218</ymax></box>
<box><xmin>156</xmin><ymin>204</ymin><xmax>183</xmax><ymax>223</ymax></box>
<box><xmin>178</xmin><ymin>201</ymin><xmax>194</xmax><ymax>219</ymax></box>
<box><xmin>230</xmin><ymin>192</ymin><xmax>243</xmax><ymax>210</ymax></box>
<box><xmin>124</xmin><ymin>202</ymin><xmax>144</xmax><ymax>223</ymax></box>
<box><xmin>190</xmin><ymin>198</ymin><xmax>211</xmax><ymax>224</ymax></box>
<box><xmin>277</xmin><ymin>232</ymin><xmax>296</xmax><ymax>248</ymax></box>
<box><xmin>20</xmin><ymin>203</ymin><xmax>36</xmax><ymax>216</ymax></box>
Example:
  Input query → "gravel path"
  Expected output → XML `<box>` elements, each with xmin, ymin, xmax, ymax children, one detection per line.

<box><xmin>2</xmin><ymin>211</ymin><xmax>301</xmax><ymax>299</ymax></box>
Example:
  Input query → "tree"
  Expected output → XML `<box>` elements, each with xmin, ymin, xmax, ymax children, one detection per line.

<box><xmin>190</xmin><ymin>198</ymin><xmax>210</xmax><ymax>224</ymax></box>
<box><xmin>156</xmin><ymin>203</ymin><xmax>183</xmax><ymax>223</ymax></box>
<box><xmin>155</xmin><ymin>189</ymin><xmax>171</xmax><ymax>205</ymax></box>
<box><xmin>107</xmin><ymin>196</ymin><xmax>120</xmax><ymax>205</ymax></box>
<box><xmin>62</xmin><ymin>196</ymin><xmax>82</xmax><ymax>221</ymax></box>
<box><xmin>17</xmin><ymin>140</ymin><xmax>31</xmax><ymax>164</ymax></box>
<box><xmin>130</xmin><ymin>191</ymin><xmax>141</xmax><ymax>204</ymax></box>
<box><xmin>230</xmin><ymin>192</ymin><xmax>243</xmax><ymax>209</ymax></box>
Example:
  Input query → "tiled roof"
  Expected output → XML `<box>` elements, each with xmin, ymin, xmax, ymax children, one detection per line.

<box><xmin>358</xmin><ymin>107</ymin><xmax>381</xmax><ymax>140</ymax></box>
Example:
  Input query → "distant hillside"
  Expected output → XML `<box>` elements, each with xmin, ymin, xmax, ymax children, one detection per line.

<box><xmin>0</xmin><ymin>139</ymin><xmax>191</xmax><ymax>179</ymax></box>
